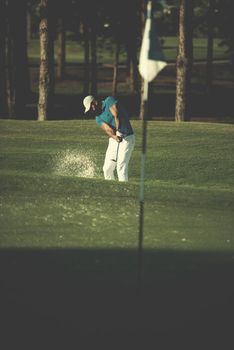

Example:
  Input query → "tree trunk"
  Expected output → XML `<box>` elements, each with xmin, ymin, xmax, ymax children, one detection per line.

<box><xmin>126</xmin><ymin>36</ymin><xmax>139</xmax><ymax>95</ymax></box>
<box><xmin>139</xmin><ymin>0</ymin><xmax>146</xmax><ymax>120</ymax></box>
<box><xmin>112</xmin><ymin>40</ymin><xmax>120</xmax><ymax>96</ymax></box>
<box><xmin>90</xmin><ymin>18</ymin><xmax>97</xmax><ymax>96</ymax></box>
<box><xmin>83</xmin><ymin>19</ymin><xmax>90</xmax><ymax>95</ymax></box>
<box><xmin>0</xmin><ymin>0</ymin><xmax>8</xmax><ymax>118</ymax></box>
<box><xmin>6</xmin><ymin>0</ymin><xmax>29</xmax><ymax>119</ymax></box>
<box><xmin>126</xmin><ymin>53</ymin><xmax>131</xmax><ymax>86</ymax></box>
<box><xmin>6</xmin><ymin>8</ymin><xmax>15</xmax><ymax>119</ymax></box>
<box><xmin>124</xmin><ymin>1</ymin><xmax>139</xmax><ymax>95</ymax></box>
<box><xmin>206</xmin><ymin>0</ymin><xmax>215</xmax><ymax>94</ymax></box>
<box><xmin>57</xmin><ymin>16</ymin><xmax>66</xmax><ymax>80</ymax></box>
<box><xmin>20</xmin><ymin>0</ymin><xmax>31</xmax><ymax>107</ymax></box>
<box><xmin>175</xmin><ymin>0</ymin><xmax>194</xmax><ymax>122</ymax></box>
<box><xmin>38</xmin><ymin>0</ymin><xmax>54</xmax><ymax>121</ymax></box>
<box><xmin>27</xmin><ymin>6</ymin><xmax>32</xmax><ymax>42</ymax></box>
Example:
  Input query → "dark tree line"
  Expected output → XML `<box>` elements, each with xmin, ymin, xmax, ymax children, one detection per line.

<box><xmin>0</xmin><ymin>0</ymin><xmax>232</xmax><ymax>122</ymax></box>
<box><xmin>0</xmin><ymin>0</ymin><xmax>30</xmax><ymax>119</ymax></box>
<box><xmin>0</xmin><ymin>0</ymin><xmax>7</xmax><ymax>117</ymax></box>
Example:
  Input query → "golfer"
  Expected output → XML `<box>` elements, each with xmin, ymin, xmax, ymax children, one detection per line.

<box><xmin>83</xmin><ymin>95</ymin><xmax>135</xmax><ymax>182</ymax></box>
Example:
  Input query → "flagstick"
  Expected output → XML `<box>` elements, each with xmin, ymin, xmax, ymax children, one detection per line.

<box><xmin>137</xmin><ymin>0</ymin><xmax>167</xmax><ymax>293</ymax></box>
<box><xmin>138</xmin><ymin>79</ymin><xmax>149</xmax><ymax>291</ymax></box>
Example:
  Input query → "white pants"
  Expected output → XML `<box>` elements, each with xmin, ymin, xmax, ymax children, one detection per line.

<box><xmin>103</xmin><ymin>135</ymin><xmax>135</xmax><ymax>182</ymax></box>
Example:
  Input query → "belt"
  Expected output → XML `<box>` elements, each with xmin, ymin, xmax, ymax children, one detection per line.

<box><xmin>122</xmin><ymin>132</ymin><xmax>134</xmax><ymax>138</ymax></box>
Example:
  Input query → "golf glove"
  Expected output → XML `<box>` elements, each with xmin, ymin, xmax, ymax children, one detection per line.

<box><xmin>117</xmin><ymin>136</ymin><xmax>123</xmax><ymax>142</ymax></box>
<box><xmin>116</xmin><ymin>130</ymin><xmax>123</xmax><ymax>142</ymax></box>
<box><xmin>116</xmin><ymin>130</ymin><xmax>123</xmax><ymax>138</ymax></box>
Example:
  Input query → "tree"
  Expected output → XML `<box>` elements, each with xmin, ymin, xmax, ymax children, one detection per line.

<box><xmin>57</xmin><ymin>16</ymin><xmax>66</xmax><ymax>80</ymax></box>
<box><xmin>56</xmin><ymin>0</ymin><xmax>72</xmax><ymax>80</ymax></box>
<box><xmin>38</xmin><ymin>0</ymin><xmax>55</xmax><ymax>121</ymax></box>
<box><xmin>125</xmin><ymin>0</ymin><xmax>140</xmax><ymax>94</ymax></box>
<box><xmin>112</xmin><ymin>38</ymin><xmax>120</xmax><ymax>96</ymax></box>
<box><xmin>90</xmin><ymin>4</ymin><xmax>97</xmax><ymax>96</ymax></box>
<box><xmin>6</xmin><ymin>0</ymin><xmax>30</xmax><ymax>119</ymax></box>
<box><xmin>175</xmin><ymin>0</ymin><xmax>194</xmax><ymax>122</ymax></box>
<box><xmin>139</xmin><ymin>0</ymin><xmax>147</xmax><ymax>120</ymax></box>
<box><xmin>82</xmin><ymin>16</ymin><xmax>90</xmax><ymax>95</ymax></box>
<box><xmin>110</xmin><ymin>4</ymin><xmax>122</xmax><ymax>96</ymax></box>
<box><xmin>0</xmin><ymin>0</ymin><xmax>8</xmax><ymax>118</ymax></box>
<box><xmin>206</xmin><ymin>0</ymin><xmax>216</xmax><ymax>93</ymax></box>
<box><xmin>27</xmin><ymin>2</ymin><xmax>32</xmax><ymax>42</ymax></box>
<box><xmin>6</xmin><ymin>0</ymin><xmax>15</xmax><ymax>119</ymax></box>
<box><xmin>216</xmin><ymin>0</ymin><xmax>234</xmax><ymax>74</ymax></box>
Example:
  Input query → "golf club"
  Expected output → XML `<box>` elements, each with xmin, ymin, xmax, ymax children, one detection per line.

<box><xmin>111</xmin><ymin>141</ymin><xmax>120</xmax><ymax>162</ymax></box>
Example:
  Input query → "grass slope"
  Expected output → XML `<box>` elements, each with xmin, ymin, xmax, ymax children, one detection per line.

<box><xmin>0</xmin><ymin>119</ymin><xmax>234</xmax><ymax>348</ymax></box>
<box><xmin>0</xmin><ymin>120</ymin><xmax>233</xmax><ymax>250</ymax></box>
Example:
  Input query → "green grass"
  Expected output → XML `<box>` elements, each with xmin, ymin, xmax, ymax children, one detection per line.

<box><xmin>28</xmin><ymin>36</ymin><xmax>230</xmax><ymax>66</ymax></box>
<box><xmin>0</xmin><ymin>119</ymin><xmax>233</xmax><ymax>251</ymax></box>
<box><xmin>164</xmin><ymin>36</ymin><xmax>229</xmax><ymax>60</ymax></box>
<box><xmin>1</xmin><ymin>119</ymin><xmax>234</xmax><ymax>347</ymax></box>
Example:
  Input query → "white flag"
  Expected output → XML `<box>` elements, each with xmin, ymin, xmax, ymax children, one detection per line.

<box><xmin>139</xmin><ymin>1</ymin><xmax>167</xmax><ymax>82</ymax></box>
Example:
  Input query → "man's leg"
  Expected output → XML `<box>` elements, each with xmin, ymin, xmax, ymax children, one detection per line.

<box><xmin>117</xmin><ymin>135</ymin><xmax>135</xmax><ymax>182</ymax></box>
<box><xmin>103</xmin><ymin>138</ymin><xmax>117</xmax><ymax>180</ymax></box>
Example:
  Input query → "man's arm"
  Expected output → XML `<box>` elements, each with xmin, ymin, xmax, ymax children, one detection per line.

<box><xmin>101</xmin><ymin>122</ymin><xmax>122</xmax><ymax>142</ymax></box>
<box><xmin>109</xmin><ymin>103</ymin><xmax>120</xmax><ymax>131</ymax></box>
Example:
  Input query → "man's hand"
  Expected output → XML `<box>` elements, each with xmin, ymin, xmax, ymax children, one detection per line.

<box><xmin>116</xmin><ymin>136</ymin><xmax>123</xmax><ymax>143</ymax></box>
<box><xmin>101</xmin><ymin>122</ymin><xmax>123</xmax><ymax>142</ymax></box>
<box><xmin>116</xmin><ymin>130</ymin><xmax>123</xmax><ymax>142</ymax></box>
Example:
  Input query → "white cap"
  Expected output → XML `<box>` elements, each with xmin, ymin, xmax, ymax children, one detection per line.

<box><xmin>83</xmin><ymin>95</ymin><xmax>95</xmax><ymax>113</ymax></box>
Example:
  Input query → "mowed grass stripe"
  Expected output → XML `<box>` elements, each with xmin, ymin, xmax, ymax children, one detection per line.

<box><xmin>0</xmin><ymin>119</ymin><xmax>233</xmax><ymax>252</ymax></box>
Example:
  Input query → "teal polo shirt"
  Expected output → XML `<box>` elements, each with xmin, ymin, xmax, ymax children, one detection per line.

<box><xmin>96</xmin><ymin>96</ymin><xmax>133</xmax><ymax>135</ymax></box>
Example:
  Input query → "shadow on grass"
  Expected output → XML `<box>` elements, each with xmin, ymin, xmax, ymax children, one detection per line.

<box><xmin>0</xmin><ymin>248</ymin><xmax>234</xmax><ymax>349</ymax></box>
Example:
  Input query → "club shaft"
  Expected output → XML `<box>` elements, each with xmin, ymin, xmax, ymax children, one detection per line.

<box><xmin>115</xmin><ymin>142</ymin><xmax>120</xmax><ymax>161</ymax></box>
